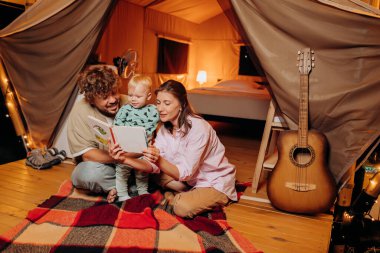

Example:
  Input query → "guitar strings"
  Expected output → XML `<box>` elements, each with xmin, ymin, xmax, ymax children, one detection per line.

<box><xmin>298</xmin><ymin>71</ymin><xmax>309</xmax><ymax>192</ymax></box>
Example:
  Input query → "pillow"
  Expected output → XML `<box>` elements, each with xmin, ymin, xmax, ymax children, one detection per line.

<box><xmin>215</xmin><ymin>80</ymin><xmax>262</xmax><ymax>91</ymax></box>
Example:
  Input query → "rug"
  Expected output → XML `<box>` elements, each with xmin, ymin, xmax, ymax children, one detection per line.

<box><xmin>0</xmin><ymin>180</ymin><xmax>261</xmax><ymax>253</ymax></box>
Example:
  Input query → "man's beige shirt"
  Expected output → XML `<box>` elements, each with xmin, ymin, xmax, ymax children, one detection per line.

<box><xmin>67</xmin><ymin>95</ymin><xmax>128</xmax><ymax>159</ymax></box>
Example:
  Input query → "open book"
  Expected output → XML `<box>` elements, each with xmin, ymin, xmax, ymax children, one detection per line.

<box><xmin>88</xmin><ymin>115</ymin><xmax>147</xmax><ymax>153</ymax></box>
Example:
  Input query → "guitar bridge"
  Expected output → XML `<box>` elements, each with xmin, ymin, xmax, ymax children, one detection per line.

<box><xmin>285</xmin><ymin>182</ymin><xmax>316</xmax><ymax>192</ymax></box>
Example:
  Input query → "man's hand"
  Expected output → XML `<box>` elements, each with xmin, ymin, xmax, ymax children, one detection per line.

<box><xmin>108</xmin><ymin>140</ymin><xmax>153</xmax><ymax>173</ymax></box>
<box><xmin>108</xmin><ymin>141</ymin><xmax>129</xmax><ymax>164</ymax></box>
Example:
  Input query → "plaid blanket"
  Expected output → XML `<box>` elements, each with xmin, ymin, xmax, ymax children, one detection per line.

<box><xmin>0</xmin><ymin>180</ymin><xmax>261</xmax><ymax>253</ymax></box>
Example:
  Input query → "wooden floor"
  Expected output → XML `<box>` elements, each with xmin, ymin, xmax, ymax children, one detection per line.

<box><xmin>0</xmin><ymin>118</ymin><xmax>333</xmax><ymax>253</ymax></box>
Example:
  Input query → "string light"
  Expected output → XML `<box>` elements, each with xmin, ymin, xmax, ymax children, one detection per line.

<box><xmin>1</xmin><ymin>69</ymin><xmax>32</xmax><ymax>151</ymax></box>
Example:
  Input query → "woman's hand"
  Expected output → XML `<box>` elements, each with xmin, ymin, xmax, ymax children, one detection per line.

<box><xmin>108</xmin><ymin>140</ymin><xmax>128</xmax><ymax>163</ymax></box>
<box><xmin>143</xmin><ymin>145</ymin><xmax>160</xmax><ymax>163</ymax></box>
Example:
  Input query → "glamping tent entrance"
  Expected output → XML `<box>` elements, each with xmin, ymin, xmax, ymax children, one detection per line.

<box><xmin>1</xmin><ymin>0</ymin><xmax>380</xmax><ymax>251</ymax></box>
<box><xmin>0</xmin><ymin>0</ymin><xmax>379</xmax><ymax>194</ymax></box>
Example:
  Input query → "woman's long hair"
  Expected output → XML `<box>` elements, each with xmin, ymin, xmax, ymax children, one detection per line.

<box><xmin>155</xmin><ymin>80</ymin><xmax>199</xmax><ymax>135</ymax></box>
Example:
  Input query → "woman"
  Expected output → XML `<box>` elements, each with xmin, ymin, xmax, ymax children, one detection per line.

<box><xmin>110</xmin><ymin>80</ymin><xmax>237</xmax><ymax>218</ymax></box>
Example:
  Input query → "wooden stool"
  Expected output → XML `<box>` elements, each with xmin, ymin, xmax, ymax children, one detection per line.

<box><xmin>251</xmin><ymin>100</ymin><xmax>288</xmax><ymax>193</ymax></box>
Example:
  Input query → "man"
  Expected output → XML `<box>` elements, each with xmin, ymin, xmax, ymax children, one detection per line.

<box><xmin>67</xmin><ymin>65</ymin><xmax>127</xmax><ymax>202</ymax></box>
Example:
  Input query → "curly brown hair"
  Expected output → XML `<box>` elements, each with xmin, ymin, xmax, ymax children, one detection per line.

<box><xmin>77</xmin><ymin>66</ymin><xmax>120</xmax><ymax>103</ymax></box>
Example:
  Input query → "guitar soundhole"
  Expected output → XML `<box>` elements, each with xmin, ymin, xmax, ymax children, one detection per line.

<box><xmin>289</xmin><ymin>146</ymin><xmax>315</xmax><ymax>168</ymax></box>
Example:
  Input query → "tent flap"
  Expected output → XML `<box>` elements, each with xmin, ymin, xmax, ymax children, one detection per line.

<box><xmin>0</xmin><ymin>0</ymin><xmax>116</xmax><ymax>147</ymax></box>
<box><xmin>231</xmin><ymin>0</ymin><xmax>380</xmax><ymax>183</ymax></box>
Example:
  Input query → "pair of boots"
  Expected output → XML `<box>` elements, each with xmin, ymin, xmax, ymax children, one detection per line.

<box><xmin>25</xmin><ymin>147</ymin><xmax>66</xmax><ymax>170</ymax></box>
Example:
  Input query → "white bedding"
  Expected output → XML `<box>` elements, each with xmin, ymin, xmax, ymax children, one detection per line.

<box><xmin>198</xmin><ymin>79</ymin><xmax>265</xmax><ymax>92</ymax></box>
<box><xmin>187</xmin><ymin>80</ymin><xmax>271</xmax><ymax>120</ymax></box>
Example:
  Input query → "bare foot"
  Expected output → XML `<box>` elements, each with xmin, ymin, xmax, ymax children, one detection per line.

<box><xmin>107</xmin><ymin>188</ymin><xmax>117</xmax><ymax>203</ymax></box>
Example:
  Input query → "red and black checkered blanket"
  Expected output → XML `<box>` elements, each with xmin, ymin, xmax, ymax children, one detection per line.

<box><xmin>0</xmin><ymin>180</ymin><xmax>261</xmax><ymax>252</ymax></box>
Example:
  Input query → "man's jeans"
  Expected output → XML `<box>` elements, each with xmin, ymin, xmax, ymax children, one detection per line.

<box><xmin>71</xmin><ymin>161</ymin><xmax>116</xmax><ymax>193</ymax></box>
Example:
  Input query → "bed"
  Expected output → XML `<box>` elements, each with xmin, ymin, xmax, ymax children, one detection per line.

<box><xmin>187</xmin><ymin>79</ymin><xmax>271</xmax><ymax>120</ymax></box>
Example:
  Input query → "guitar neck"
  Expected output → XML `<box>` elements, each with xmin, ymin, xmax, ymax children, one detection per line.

<box><xmin>298</xmin><ymin>74</ymin><xmax>309</xmax><ymax>147</ymax></box>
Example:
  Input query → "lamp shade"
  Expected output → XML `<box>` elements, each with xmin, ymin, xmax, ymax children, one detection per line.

<box><xmin>196</xmin><ymin>70</ymin><xmax>207</xmax><ymax>84</ymax></box>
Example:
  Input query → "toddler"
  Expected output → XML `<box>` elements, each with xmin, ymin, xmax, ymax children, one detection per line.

<box><xmin>113</xmin><ymin>74</ymin><xmax>159</xmax><ymax>201</ymax></box>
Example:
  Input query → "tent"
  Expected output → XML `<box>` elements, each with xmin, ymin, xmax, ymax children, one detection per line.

<box><xmin>0</xmin><ymin>0</ymin><xmax>379</xmax><ymax>185</ymax></box>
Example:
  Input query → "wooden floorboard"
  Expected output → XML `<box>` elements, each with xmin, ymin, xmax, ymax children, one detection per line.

<box><xmin>0</xmin><ymin>119</ymin><xmax>333</xmax><ymax>252</ymax></box>
<box><xmin>0</xmin><ymin>160</ymin><xmax>73</xmax><ymax>235</ymax></box>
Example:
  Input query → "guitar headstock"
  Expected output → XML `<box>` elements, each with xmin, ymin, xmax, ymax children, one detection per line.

<box><xmin>297</xmin><ymin>48</ymin><xmax>315</xmax><ymax>75</ymax></box>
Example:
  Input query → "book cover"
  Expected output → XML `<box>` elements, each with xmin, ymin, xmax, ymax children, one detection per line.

<box><xmin>87</xmin><ymin>115</ymin><xmax>147</xmax><ymax>153</ymax></box>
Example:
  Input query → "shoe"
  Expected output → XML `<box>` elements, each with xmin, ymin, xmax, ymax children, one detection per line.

<box><xmin>56</xmin><ymin>150</ymin><xmax>67</xmax><ymax>161</ymax></box>
<box><xmin>26</xmin><ymin>148</ymin><xmax>54</xmax><ymax>170</ymax></box>
<box><xmin>47</xmin><ymin>148</ymin><xmax>66</xmax><ymax>161</ymax></box>
<box><xmin>25</xmin><ymin>148</ymin><xmax>66</xmax><ymax>170</ymax></box>
<box><xmin>47</xmin><ymin>147</ymin><xmax>59</xmax><ymax>156</ymax></box>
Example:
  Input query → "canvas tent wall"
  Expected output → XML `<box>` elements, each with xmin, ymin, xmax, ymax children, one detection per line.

<box><xmin>95</xmin><ymin>0</ymin><xmax>244</xmax><ymax>92</ymax></box>
<box><xmin>0</xmin><ymin>0</ymin><xmax>379</xmax><ymax>185</ymax></box>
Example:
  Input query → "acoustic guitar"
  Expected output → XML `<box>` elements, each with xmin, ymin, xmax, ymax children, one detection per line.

<box><xmin>267</xmin><ymin>48</ymin><xmax>337</xmax><ymax>214</ymax></box>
